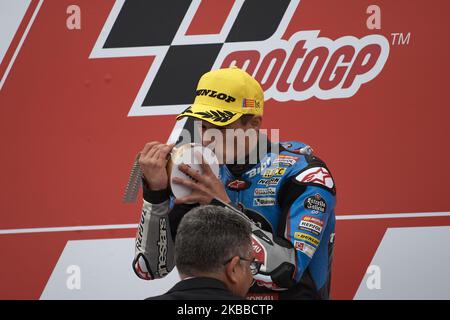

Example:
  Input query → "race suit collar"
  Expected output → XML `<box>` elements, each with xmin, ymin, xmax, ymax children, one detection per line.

<box><xmin>226</xmin><ymin>136</ymin><xmax>283</xmax><ymax>177</ymax></box>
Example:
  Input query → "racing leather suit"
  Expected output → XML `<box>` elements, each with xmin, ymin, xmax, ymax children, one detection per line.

<box><xmin>133</xmin><ymin>140</ymin><xmax>336</xmax><ymax>300</ymax></box>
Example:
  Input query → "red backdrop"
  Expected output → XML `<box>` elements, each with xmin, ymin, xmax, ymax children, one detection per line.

<box><xmin>0</xmin><ymin>0</ymin><xmax>449</xmax><ymax>299</ymax></box>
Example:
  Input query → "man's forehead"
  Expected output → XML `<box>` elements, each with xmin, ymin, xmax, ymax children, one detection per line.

<box><xmin>200</xmin><ymin>120</ymin><xmax>230</xmax><ymax>130</ymax></box>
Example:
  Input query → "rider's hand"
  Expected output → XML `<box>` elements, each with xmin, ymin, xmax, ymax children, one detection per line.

<box><xmin>138</xmin><ymin>142</ymin><xmax>175</xmax><ymax>191</ymax></box>
<box><xmin>172</xmin><ymin>152</ymin><xmax>230</xmax><ymax>205</ymax></box>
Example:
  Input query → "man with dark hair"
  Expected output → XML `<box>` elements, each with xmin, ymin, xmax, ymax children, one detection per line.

<box><xmin>147</xmin><ymin>205</ymin><xmax>257</xmax><ymax>300</ymax></box>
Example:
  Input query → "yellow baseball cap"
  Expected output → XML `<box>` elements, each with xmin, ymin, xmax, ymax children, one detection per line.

<box><xmin>176</xmin><ymin>67</ymin><xmax>264</xmax><ymax>126</ymax></box>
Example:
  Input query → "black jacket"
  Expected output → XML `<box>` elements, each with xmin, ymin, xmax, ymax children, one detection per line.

<box><xmin>146</xmin><ymin>277</ymin><xmax>244</xmax><ymax>300</ymax></box>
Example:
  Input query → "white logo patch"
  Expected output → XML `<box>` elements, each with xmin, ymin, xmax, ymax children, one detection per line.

<box><xmin>294</xmin><ymin>241</ymin><xmax>316</xmax><ymax>258</ymax></box>
<box><xmin>253</xmin><ymin>198</ymin><xmax>276</xmax><ymax>206</ymax></box>
<box><xmin>295</xmin><ymin>167</ymin><xmax>334</xmax><ymax>189</ymax></box>
<box><xmin>299</xmin><ymin>220</ymin><xmax>323</xmax><ymax>235</ymax></box>
<box><xmin>254</xmin><ymin>188</ymin><xmax>277</xmax><ymax>196</ymax></box>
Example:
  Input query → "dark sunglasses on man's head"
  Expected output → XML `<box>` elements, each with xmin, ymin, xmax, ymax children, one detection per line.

<box><xmin>223</xmin><ymin>256</ymin><xmax>262</xmax><ymax>276</ymax></box>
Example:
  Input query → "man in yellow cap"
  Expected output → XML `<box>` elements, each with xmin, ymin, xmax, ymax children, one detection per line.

<box><xmin>175</xmin><ymin>66</ymin><xmax>266</xmax><ymax>168</ymax></box>
<box><xmin>133</xmin><ymin>67</ymin><xmax>337</xmax><ymax>300</ymax></box>
<box><xmin>176</xmin><ymin>66</ymin><xmax>264</xmax><ymax>124</ymax></box>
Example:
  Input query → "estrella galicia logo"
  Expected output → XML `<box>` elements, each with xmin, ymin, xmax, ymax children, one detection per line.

<box><xmin>90</xmin><ymin>0</ymin><xmax>389</xmax><ymax>117</ymax></box>
<box><xmin>304</xmin><ymin>193</ymin><xmax>327</xmax><ymax>214</ymax></box>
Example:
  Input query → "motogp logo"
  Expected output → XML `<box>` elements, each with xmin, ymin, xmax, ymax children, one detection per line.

<box><xmin>90</xmin><ymin>0</ymin><xmax>389</xmax><ymax>116</ymax></box>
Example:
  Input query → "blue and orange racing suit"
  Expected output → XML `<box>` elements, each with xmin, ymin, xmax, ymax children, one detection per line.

<box><xmin>133</xmin><ymin>140</ymin><xmax>336</xmax><ymax>300</ymax></box>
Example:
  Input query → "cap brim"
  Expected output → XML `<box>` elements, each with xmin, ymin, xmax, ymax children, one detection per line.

<box><xmin>176</xmin><ymin>103</ymin><xmax>243</xmax><ymax>126</ymax></box>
